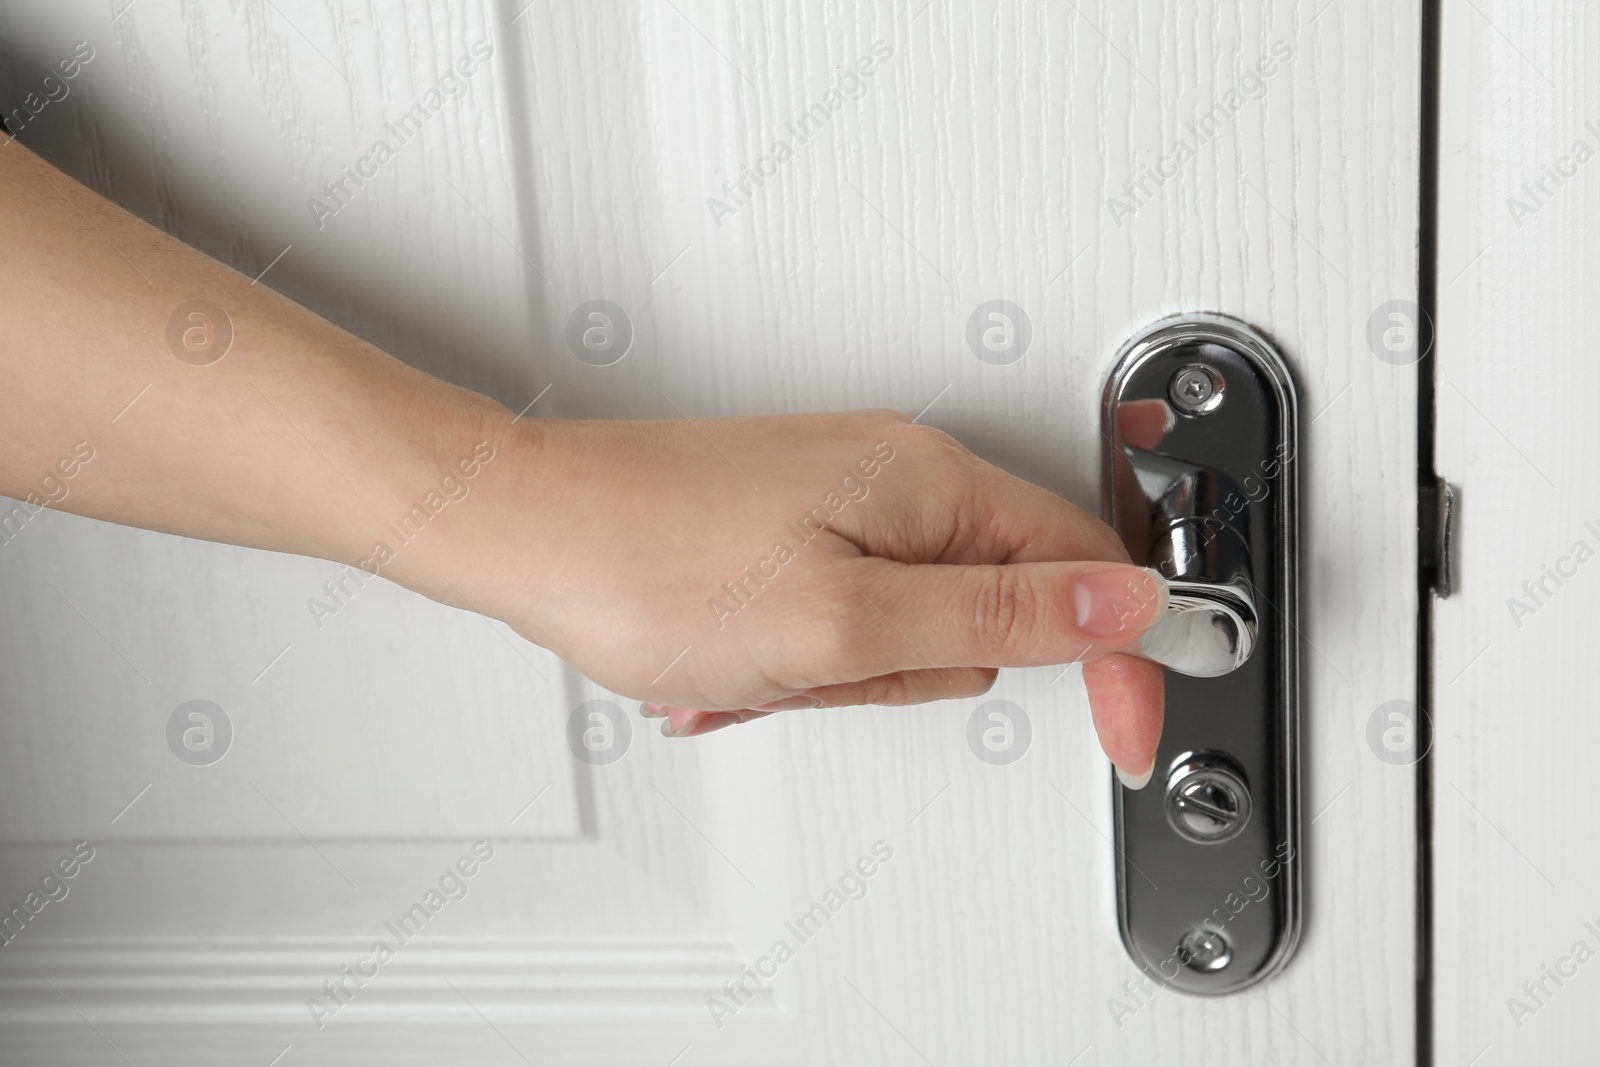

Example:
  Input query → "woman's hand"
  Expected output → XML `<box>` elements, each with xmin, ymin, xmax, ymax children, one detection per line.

<box><xmin>421</xmin><ymin>409</ymin><xmax>1168</xmax><ymax>787</ymax></box>
<box><xmin>0</xmin><ymin>140</ymin><xmax>1165</xmax><ymax>787</ymax></box>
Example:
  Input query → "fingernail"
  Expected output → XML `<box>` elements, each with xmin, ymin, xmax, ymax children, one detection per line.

<box><xmin>639</xmin><ymin>702</ymin><xmax>668</xmax><ymax>718</ymax></box>
<box><xmin>1074</xmin><ymin>566</ymin><xmax>1169</xmax><ymax>638</ymax></box>
<box><xmin>753</xmin><ymin>696</ymin><xmax>823</xmax><ymax>712</ymax></box>
<box><xmin>1116</xmin><ymin>763</ymin><xmax>1154</xmax><ymax>791</ymax></box>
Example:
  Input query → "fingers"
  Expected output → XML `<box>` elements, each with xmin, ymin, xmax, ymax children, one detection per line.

<box><xmin>647</xmin><ymin>549</ymin><xmax>1170</xmax><ymax>777</ymax></box>
<box><xmin>652</xmin><ymin>710</ymin><xmax>771</xmax><ymax>735</ymax></box>
<box><xmin>835</xmin><ymin>556</ymin><xmax>1167</xmax><ymax>678</ymax></box>
<box><xmin>919</xmin><ymin>436</ymin><xmax>1164</xmax><ymax>781</ymax></box>
<box><xmin>800</xmin><ymin>665</ymin><xmax>997</xmax><ymax>709</ymax></box>
<box><xmin>644</xmin><ymin>666</ymin><xmax>997</xmax><ymax>738</ymax></box>
<box><xmin>831</xmin><ymin>423</ymin><xmax>1128</xmax><ymax>568</ymax></box>
<box><xmin>1082</xmin><ymin>652</ymin><xmax>1165</xmax><ymax>788</ymax></box>
<box><xmin>977</xmin><ymin>474</ymin><xmax>1129</xmax><ymax>566</ymax></box>
<box><xmin>648</xmin><ymin>651</ymin><xmax>1166</xmax><ymax>784</ymax></box>
<box><xmin>934</xmin><ymin>461</ymin><xmax>1131</xmax><ymax>567</ymax></box>
<box><xmin>647</xmin><ymin>652</ymin><xmax>1164</xmax><ymax>788</ymax></box>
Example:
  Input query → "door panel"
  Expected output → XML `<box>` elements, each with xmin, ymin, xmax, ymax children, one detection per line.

<box><xmin>0</xmin><ymin>1</ymin><xmax>1421</xmax><ymax>1063</ymax></box>
<box><xmin>1435</xmin><ymin>1</ymin><xmax>1600</xmax><ymax>1061</ymax></box>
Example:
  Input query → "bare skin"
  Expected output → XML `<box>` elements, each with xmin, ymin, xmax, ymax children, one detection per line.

<box><xmin>0</xmin><ymin>138</ymin><xmax>1166</xmax><ymax>786</ymax></box>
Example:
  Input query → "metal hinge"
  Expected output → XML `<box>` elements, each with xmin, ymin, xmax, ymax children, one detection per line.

<box><xmin>1421</xmin><ymin>477</ymin><xmax>1455</xmax><ymax>598</ymax></box>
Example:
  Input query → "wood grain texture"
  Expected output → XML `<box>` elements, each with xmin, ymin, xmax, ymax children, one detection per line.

<box><xmin>1435</xmin><ymin>0</ymin><xmax>1600</xmax><ymax>1061</ymax></box>
<box><xmin>0</xmin><ymin>0</ymin><xmax>1420</xmax><ymax>1063</ymax></box>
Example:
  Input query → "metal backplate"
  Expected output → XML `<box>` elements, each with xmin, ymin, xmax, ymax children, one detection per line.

<box><xmin>1102</xmin><ymin>313</ymin><xmax>1300</xmax><ymax>996</ymax></box>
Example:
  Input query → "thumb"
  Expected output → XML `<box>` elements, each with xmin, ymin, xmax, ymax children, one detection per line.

<box><xmin>843</xmin><ymin>557</ymin><xmax>1168</xmax><ymax>674</ymax></box>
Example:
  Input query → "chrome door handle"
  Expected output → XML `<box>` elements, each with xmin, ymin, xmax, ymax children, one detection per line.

<box><xmin>1139</xmin><ymin>576</ymin><xmax>1258</xmax><ymax>679</ymax></box>
<box><xmin>1101</xmin><ymin>314</ymin><xmax>1300</xmax><ymax>996</ymax></box>
<box><xmin>1115</xmin><ymin>381</ymin><xmax>1263</xmax><ymax>679</ymax></box>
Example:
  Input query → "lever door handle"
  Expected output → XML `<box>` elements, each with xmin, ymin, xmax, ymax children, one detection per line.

<box><xmin>1114</xmin><ymin>394</ymin><xmax>1264</xmax><ymax>680</ymax></box>
<box><xmin>1136</xmin><ymin>506</ymin><xmax>1260</xmax><ymax>679</ymax></box>
<box><xmin>1139</xmin><ymin>575</ymin><xmax>1258</xmax><ymax>679</ymax></box>
<box><xmin>1101</xmin><ymin>313</ymin><xmax>1300</xmax><ymax>996</ymax></box>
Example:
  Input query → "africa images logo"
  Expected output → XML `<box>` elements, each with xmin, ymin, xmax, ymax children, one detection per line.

<box><xmin>1106</xmin><ymin>40</ymin><xmax>1293</xmax><ymax>227</ymax></box>
<box><xmin>705</xmin><ymin>841</ymin><xmax>894</xmax><ymax>1029</ymax></box>
<box><xmin>306</xmin><ymin>841</ymin><xmax>495</xmax><ymax>1029</ymax></box>
<box><xmin>307</xmin><ymin>40</ymin><xmax>494</xmax><ymax>230</ymax></box>
<box><xmin>705</xmin><ymin>40</ymin><xmax>894</xmax><ymax>228</ymax></box>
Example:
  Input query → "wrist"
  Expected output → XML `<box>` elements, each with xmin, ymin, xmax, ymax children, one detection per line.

<box><xmin>361</xmin><ymin>391</ymin><xmax>552</xmax><ymax>621</ymax></box>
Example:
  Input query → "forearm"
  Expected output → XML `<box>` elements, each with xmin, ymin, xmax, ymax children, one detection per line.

<box><xmin>0</xmin><ymin>138</ymin><xmax>512</xmax><ymax>593</ymax></box>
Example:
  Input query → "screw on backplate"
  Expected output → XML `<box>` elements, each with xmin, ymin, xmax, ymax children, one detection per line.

<box><xmin>1168</xmin><ymin>364</ymin><xmax>1224</xmax><ymax>415</ymax></box>
<box><xmin>1177</xmin><ymin>927</ymin><xmax>1232</xmax><ymax>973</ymax></box>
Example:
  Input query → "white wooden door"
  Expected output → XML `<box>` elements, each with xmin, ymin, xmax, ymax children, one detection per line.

<box><xmin>1434</xmin><ymin>0</ymin><xmax>1600</xmax><ymax>1061</ymax></box>
<box><xmin>0</xmin><ymin>2</ymin><xmax>1422</xmax><ymax>1063</ymax></box>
